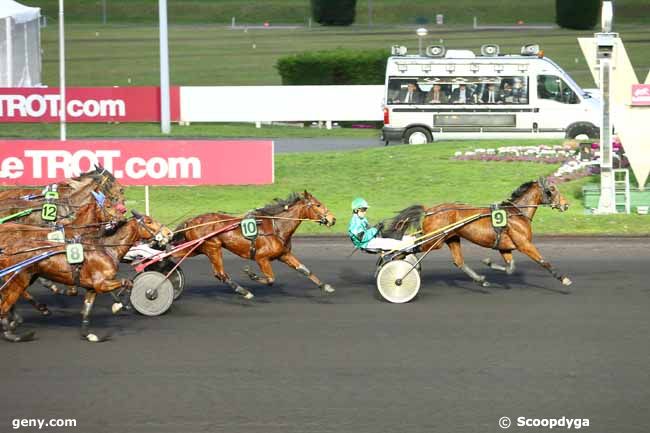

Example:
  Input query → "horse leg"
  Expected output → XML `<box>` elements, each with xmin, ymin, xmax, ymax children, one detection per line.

<box><xmin>21</xmin><ymin>290</ymin><xmax>51</xmax><ymax>316</ymax></box>
<box><xmin>511</xmin><ymin>236</ymin><xmax>572</xmax><ymax>286</ymax></box>
<box><xmin>446</xmin><ymin>237</ymin><xmax>489</xmax><ymax>287</ymax></box>
<box><xmin>243</xmin><ymin>258</ymin><xmax>275</xmax><ymax>286</ymax></box>
<box><xmin>80</xmin><ymin>291</ymin><xmax>110</xmax><ymax>343</ymax></box>
<box><xmin>482</xmin><ymin>251</ymin><xmax>516</xmax><ymax>275</ymax></box>
<box><xmin>279</xmin><ymin>252</ymin><xmax>335</xmax><ymax>294</ymax></box>
<box><xmin>1</xmin><ymin>277</ymin><xmax>35</xmax><ymax>342</ymax></box>
<box><xmin>205</xmin><ymin>244</ymin><xmax>254</xmax><ymax>299</ymax></box>
<box><xmin>41</xmin><ymin>278</ymin><xmax>78</xmax><ymax>297</ymax></box>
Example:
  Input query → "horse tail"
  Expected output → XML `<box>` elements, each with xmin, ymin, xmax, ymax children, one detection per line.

<box><xmin>385</xmin><ymin>205</ymin><xmax>425</xmax><ymax>238</ymax></box>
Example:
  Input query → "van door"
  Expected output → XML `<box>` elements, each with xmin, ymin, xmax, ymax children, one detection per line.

<box><xmin>534</xmin><ymin>74</ymin><xmax>582</xmax><ymax>135</ymax></box>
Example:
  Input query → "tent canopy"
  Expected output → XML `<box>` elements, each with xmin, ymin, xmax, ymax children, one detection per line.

<box><xmin>0</xmin><ymin>0</ymin><xmax>40</xmax><ymax>24</ymax></box>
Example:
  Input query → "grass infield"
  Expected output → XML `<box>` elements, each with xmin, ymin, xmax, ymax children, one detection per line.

<box><xmin>122</xmin><ymin>140</ymin><xmax>649</xmax><ymax>235</ymax></box>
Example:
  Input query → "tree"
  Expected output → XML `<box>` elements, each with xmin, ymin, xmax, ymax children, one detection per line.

<box><xmin>556</xmin><ymin>0</ymin><xmax>601</xmax><ymax>30</ymax></box>
<box><xmin>311</xmin><ymin>0</ymin><xmax>357</xmax><ymax>26</ymax></box>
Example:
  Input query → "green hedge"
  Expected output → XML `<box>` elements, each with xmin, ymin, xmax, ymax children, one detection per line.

<box><xmin>311</xmin><ymin>0</ymin><xmax>357</xmax><ymax>26</ymax></box>
<box><xmin>276</xmin><ymin>49</ymin><xmax>389</xmax><ymax>85</ymax></box>
<box><xmin>556</xmin><ymin>0</ymin><xmax>601</xmax><ymax>30</ymax></box>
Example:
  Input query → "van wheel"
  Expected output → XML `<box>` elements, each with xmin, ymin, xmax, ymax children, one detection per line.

<box><xmin>403</xmin><ymin>127</ymin><xmax>432</xmax><ymax>145</ymax></box>
<box><xmin>566</xmin><ymin>122</ymin><xmax>599</xmax><ymax>140</ymax></box>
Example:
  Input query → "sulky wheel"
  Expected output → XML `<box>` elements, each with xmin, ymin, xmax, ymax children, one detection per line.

<box><xmin>130</xmin><ymin>271</ymin><xmax>175</xmax><ymax>316</ymax></box>
<box><xmin>403</xmin><ymin>254</ymin><xmax>422</xmax><ymax>273</ymax></box>
<box><xmin>148</xmin><ymin>260</ymin><xmax>186</xmax><ymax>300</ymax></box>
<box><xmin>376</xmin><ymin>259</ymin><xmax>421</xmax><ymax>303</ymax></box>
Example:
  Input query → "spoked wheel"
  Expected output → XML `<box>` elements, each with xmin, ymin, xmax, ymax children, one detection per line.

<box><xmin>376</xmin><ymin>259</ymin><xmax>421</xmax><ymax>303</ymax></box>
<box><xmin>148</xmin><ymin>260</ymin><xmax>186</xmax><ymax>300</ymax></box>
<box><xmin>130</xmin><ymin>271</ymin><xmax>174</xmax><ymax>316</ymax></box>
<box><xmin>403</xmin><ymin>254</ymin><xmax>422</xmax><ymax>273</ymax></box>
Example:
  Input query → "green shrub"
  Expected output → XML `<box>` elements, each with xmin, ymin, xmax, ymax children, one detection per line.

<box><xmin>276</xmin><ymin>49</ymin><xmax>389</xmax><ymax>85</ymax></box>
<box><xmin>311</xmin><ymin>0</ymin><xmax>357</xmax><ymax>26</ymax></box>
<box><xmin>556</xmin><ymin>0</ymin><xmax>601</xmax><ymax>30</ymax></box>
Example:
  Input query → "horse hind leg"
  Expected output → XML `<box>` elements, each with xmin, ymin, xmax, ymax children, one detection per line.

<box><xmin>22</xmin><ymin>291</ymin><xmax>51</xmax><ymax>316</ymax></box>
<box><xmin>482</xmin><ymin>251</ymin><xmax>516</xmax><ymax>275</ymax></box>
<box><xmin>243</xmin><ymin>259</ymin><xmax>275</xmax><ymax>286</ymax></box>
<box><xmin>446</xmin><ymin>237</ymin><xmax>489</xmax><ymax>287</ymax></box>
<box><xmin>1</xmin><ymin>276</ymin><xmax>35</xmax><ymax>342</ymax></box>
<box><xmin>205</xmin><ymin>243</ymin><xmax>254</xmax><ymax>299</ymax></box>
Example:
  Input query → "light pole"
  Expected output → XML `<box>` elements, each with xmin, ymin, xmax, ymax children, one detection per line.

<box><xmin>596</xmin><ymin>1</ymin><xmax>617</xmax><ymax>214</ymax></box>
<box><xmin>416</xmin><ymin>27</ymin><xmax>428</xmax><ymax>55</ymax></box>
<box><xmin>59</xmin><ymin>0</ymin><xmax>66</xmax><ymax>141</ymax></box>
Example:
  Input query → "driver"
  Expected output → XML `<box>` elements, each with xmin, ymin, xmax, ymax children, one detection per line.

<box><xmin>348</xmin><ymin>198</ymin><xmax>414</xmax><ymax>251</ymax></box>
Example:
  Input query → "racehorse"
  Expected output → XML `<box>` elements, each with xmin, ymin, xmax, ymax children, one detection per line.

<box><xmin>0</xmin><ymin>165</ymin><xmax>126</xmax><ymax>225</ymax></box>
<box><xmin>0</xmin><ymin>211</ymin><xmax>173</xmax><ymax>342</ymax></box>
<box><xmin>386</xmin><ymin>178</ymin><xmax>572</xmax><ymax>288</ymax></box>
<box><xmin>0</xmin><ymin>192</ymin><xmax>127</xmax><ymax>316</ymax></box>
<box><xmin>172</xmin><ymin>191</ymin><xmax>336</xmax><ymax>299</ymax></box>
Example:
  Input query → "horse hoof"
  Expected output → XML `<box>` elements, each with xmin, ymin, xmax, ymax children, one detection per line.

<box><xmin>561</xmin><ymin>277</ymin><xmax>572</xmax><ymax>286</ymax></box>
<box><xmin>66</xmin><ymin>288</ymin><xmax>79</xmax><ymax>297</ymax></box>
<box><xmin>481</xmin><ymin>258</ymin><xmax>492</xmax><ymax>266</ymax></box>
<box><xmin>3</xmin><ymin>331</ymin><xmax>35</xmax><ymax>342</ymax></box>
<box><xmin>243</xmin><ymin>291</ymin><xmax>255</xmax><ymax>300</ymax></box>
<box><xmin>83</xmin><ymin>332</ymin><xmax>111</xmax><ymax>343</ymax></box>
<box><xmin>480</xmin><ymin>281</ymin><xmax>490</xmax><ymax>288</ymax></box>
<box><xmin>321</xmin><ymin>284</ymin><xmax>335</xmax><ymax>294</ymax></box>
<box><xmin>37</xmin><ymin>304</ymin><xmax>50</xmax><ymax>316</ymax></box>
<box><xmin>111</xmin><ymin>302</ymin><xmax>124</xmax><ymax>314</ymax></box>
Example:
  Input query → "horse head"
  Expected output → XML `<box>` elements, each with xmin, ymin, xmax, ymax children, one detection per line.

<box><xmin>538</xmin><ymin>177</ymin><xmax>569</xmax><ymax>212</ymax></box>
<box><xmin>302</xmin><ymin>191</ymin><xmax>336</xmax><ymax>227</ymax></box>
<box><xmin>131</xmin><ymin>210</ymin><xmax>174</xmax><ymax>245</ymax></box>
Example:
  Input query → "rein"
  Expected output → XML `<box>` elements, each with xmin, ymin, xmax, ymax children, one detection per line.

<box><xmin>174</xmin><ymin>215</ymin><xmax>324</xmax><ymax>234</ymax></box>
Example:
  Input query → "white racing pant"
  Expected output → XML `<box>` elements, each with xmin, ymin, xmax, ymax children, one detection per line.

<box><xmin>123</xmin><ymin>243</ymin><xmax>165</xmax><ymax>262</ymax></box>
<box><xmin>365</xmin><ymin>235</ymin><xmax>416</xmax><ymax>252</ymax></box>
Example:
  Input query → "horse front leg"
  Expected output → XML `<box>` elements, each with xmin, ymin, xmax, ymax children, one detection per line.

<box><xmin>512</xmin><ymin>237</ymin><xmax>571</xmax><ymax>286</ymax></box>
<box><xmin>279</xmin><ymin>252</ymin><xmax>335</xmax><ymax>294</ymax></box>
<box><xmin>243</xmin><ymin>258</ymin><xmax>275</xmax><ymax>286</ymax></box>
<box><xmin>482</xmin><ymin>251</ymin><xmax>516</xmax><ymax>275</ymax></box>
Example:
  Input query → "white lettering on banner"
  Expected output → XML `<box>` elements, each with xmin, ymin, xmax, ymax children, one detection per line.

<box><xmin>1</xmin><ymin>150</ymin><xmax>202</xmax><ymax>180</ymax></box>
<box><xmin>0</xmin><ymin>95</ymin><xmax>126</xmax><ymax>118</ymax></box>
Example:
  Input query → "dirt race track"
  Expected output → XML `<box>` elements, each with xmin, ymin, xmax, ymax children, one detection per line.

<box><xmin>2</xmin><ymin>237</ymin><xmax>649</xmax><ymax>433</ymax></box>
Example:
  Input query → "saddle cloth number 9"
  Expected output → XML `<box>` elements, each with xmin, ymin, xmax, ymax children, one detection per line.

<box><xmin>491</xmin><ymin>209</ymin><xmax>508</xmax><ymax>228</ymax></box>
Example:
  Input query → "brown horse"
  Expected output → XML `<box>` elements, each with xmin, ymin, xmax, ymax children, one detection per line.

<box><xmin>0</xmin><ymin>194</ymin><xmax>127</xmax><ymax>316</ymax></box>
<box><xmin>0</xmin><ymin>211</ymin><xmax>173</xmax><ymax>342</ymax></box>
<box><xmin>386</xmin><ymin>178</ymin><xmax>572</xmax><ymax>288</ymax></box>
<box><xmin>172</xmin><ymin>191</ymin><xmax>336</xmax><ymax>299</ymax></box>
<box><xmin>0</xmin><ymin>166</ymin><xmax>126</xmax><ymax>225</ymax></box>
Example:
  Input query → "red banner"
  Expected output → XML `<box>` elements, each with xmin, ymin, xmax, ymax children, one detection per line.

<box><xmin>0</xmin><ymin>140</ymin><xmax>274</xmax><ymax>186</ymax></box>
<box><xmin>0</xmin><ymin>87</ymin><xmax>180</xmax><ymax>122</ymax></box>
<box><xmin>631</xmin><ymin>84</ymin><xmax>650</xmax><ymax>106</ymax></box>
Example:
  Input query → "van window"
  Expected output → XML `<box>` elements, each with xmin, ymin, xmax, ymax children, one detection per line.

<box><xmin>387</xmin><ymin>76</ymin><xmax>528</xmax><ymax>105</ymax></box>
<box><xmin>537</xmin><ymin>75</ymin><xmax>579</xmax><ymax>104</ymax></box>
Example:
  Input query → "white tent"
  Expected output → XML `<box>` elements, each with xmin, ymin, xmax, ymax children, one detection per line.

<box><xmin>0</xmin><ymin>0</ymin><xmax>41</xmax><ymax>86</ymax></box>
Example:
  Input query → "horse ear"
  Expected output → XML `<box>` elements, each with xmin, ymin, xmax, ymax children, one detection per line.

<box><xmin>303</xmin><ymin>190</ymin><xmax>311</xmax><ymax>198</ymax></box>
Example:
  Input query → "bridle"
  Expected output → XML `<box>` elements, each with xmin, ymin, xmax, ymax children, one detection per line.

<box><xmin>304</xmin><ymin>198</ymin><xmax>332</xmax><ymax>225</ymax></box>
<box><xmin>133</xmin><ymin>215</ymin><xmax>172</xmax><ymax>246</ymax></box>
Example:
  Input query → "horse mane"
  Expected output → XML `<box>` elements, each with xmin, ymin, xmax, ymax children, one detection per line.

<box><xmin>254</xmin><ymin>192</ymin><xmax>303</xmax><ymax>216</ymax></box>
<box><xmin>385</xmin><ymin>205</ymin><xmax>425</xmax><ymax>238</ymax></box>
<box><xmin>71</xmin><ymin>167</ymin><xmax>116</xmax><ymax>184</ymax></box>
<box><xmin>500</xmin><ymin>180</ymin><xmax>537</xmax><ymax>206</ymax></box>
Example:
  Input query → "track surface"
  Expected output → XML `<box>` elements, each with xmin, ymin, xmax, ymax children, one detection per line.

<box><xmin>2</xmin><ymin>238</ymin><xmax>649</xmax><ymax>433</ymax></box>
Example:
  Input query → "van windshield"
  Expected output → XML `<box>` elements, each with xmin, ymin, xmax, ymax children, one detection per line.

<box><xmin>387</xmin><ymin>76</ymin><xmax>529</xmax><ymax>105</ymax></box>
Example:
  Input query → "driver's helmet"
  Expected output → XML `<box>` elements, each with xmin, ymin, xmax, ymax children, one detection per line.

<box><xmin>351</xmin><ymin>197</ymin><xmax>369</xmax><ymax>211</ymax></box>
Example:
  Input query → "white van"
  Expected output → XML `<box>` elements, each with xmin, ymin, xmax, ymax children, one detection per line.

<box><xmin>381</xmin><ymin>44</ymin><xmax>601</xmax><ymax>144</ymax></box>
